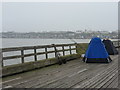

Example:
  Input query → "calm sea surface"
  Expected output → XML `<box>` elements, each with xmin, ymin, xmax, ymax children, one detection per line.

<box><xmin>1</xmin><ymin>38</ymin><xmax>117</xmax><ymax>66</ymax></box>
<box><xmin>2</xmin><ymin>38</ymin><xmax>91</xmax><ymax>48</ymax></box>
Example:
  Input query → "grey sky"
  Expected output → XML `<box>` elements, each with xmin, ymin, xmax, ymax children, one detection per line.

<box><xmin>2</xmin><ymin>2</ymin><xmax>118</xmax><ymax>32</ymax></box>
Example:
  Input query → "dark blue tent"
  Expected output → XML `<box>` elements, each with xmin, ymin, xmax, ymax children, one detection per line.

<box><xmin>83</xmin><ymin>37</ymin><xmax>112</xmax><ymax>63</ymax></box>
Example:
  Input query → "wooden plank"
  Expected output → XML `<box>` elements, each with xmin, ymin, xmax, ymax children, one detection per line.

<box><xmin>3</xmin><ymin>52</ymin><xmax>45</xmax><ymax>60</ymax></box>
<box><xmin>3</xmin><ymin>55</ymin><xmax>22</xmax><ymax>60</ymax></box>
<box><xmin>107</xmin><ymin>72</ymin><xmax>119</xmax><ymax>88</ymax></box>
<box><xmin>54</xmin><ymin>64</ymin><xmax>110</xmax><ymax>88</ymax></box>
<box><xmin>34</xmin><ymin>68</ymin><xmax>88</xmax><ymax>87</ymax></box>
<box><xmin>73</xmin><ymin>56</ymin><xmax>118</xmax><ymax>88</ymax></box>
<box><xmin>2</xmin><ymin>55</ymin><xmax>118</xmax><ymax>88</ymax></box>
<box><xmin>86</xmin><ymin>58</ymin><xmax>118</xmax><ymax>89</ymax></box>
<box><xmin>2</xmin><ymin>47</ymin><xmax>22</xmax><ymax>52</ymax></box>
<box><xmin>39</xmin><ymin>56</ymin><xmax>118</xmax><ymax>88</ymax></box>
<box><xmin>93</xmin><ymin>70</ymin><xmax>117</xmax><ymax>88</ymax></box>
<box><xmin>101</xmin><ymin>70</ymin><xmax>118</xmax><ymax>88</ymax></box>
<box><xmin>86</xmin><ymin>64</ymin><xmax>117</xmax><ymax>88</ymax></box>
<box><xmin>55</xmin><ymin>43</ymin><xmax>76</xmax><ymax>47</ymax></box>
<box><xmin>73</xmin><ymin>64</ymin><xmax>117</xmax><ymax>88</ymax></box>
<box><xmin>101</xmin><ymin>72</ymin><xmax>118</xmax><ymax>88</ymax></box>
<box><xmin>2</xmin><ymin>43</ymin><xmax>76</xmax><ymax>52</ymax></box>
<box><xmin>3</xmin><ymin>59</ymin><xmax>82</xmax><ymax>88</ymax></box>
<box><xmin>2</xmin><ymin>45</ymin><xmax>50</xmax><ymax>52</ymax></box>
<box><xmin>19</xmin><ymin>60</ymin><xmax>90</xmax><ymax>88</ymax></box>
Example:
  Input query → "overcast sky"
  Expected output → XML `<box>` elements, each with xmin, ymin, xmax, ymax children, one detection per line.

<box><xmin>2</xmin><ymin>2</ymin><xmax>118</xmax><ymax>32</ymax></box>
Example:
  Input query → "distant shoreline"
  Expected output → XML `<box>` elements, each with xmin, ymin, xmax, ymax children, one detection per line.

<box><xmin>1</xmin><ymin>38</ymin><xmax>119</xmax><ymax>39</ymax></box>
<box><xmin>1</xmin><ymin>38</ymin><xmax>89</xmax><ymax>39</ymax></box>
<box><xmin>1</xmin><ymin>31</ymin><xmax>118</xmax><ymax>39</ymax></box>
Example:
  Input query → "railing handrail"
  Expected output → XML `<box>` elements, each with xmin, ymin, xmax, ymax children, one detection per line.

<box><xmin>1</xmin><ymin>43</ymin><xmax>79</xmax><ymax>52</ymax></box>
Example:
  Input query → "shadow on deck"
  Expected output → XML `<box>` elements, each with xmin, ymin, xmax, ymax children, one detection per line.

<box><xmin>2</xmin><ymin>55</ymin><xmax>118</xmax><ymax>89</ymax></box>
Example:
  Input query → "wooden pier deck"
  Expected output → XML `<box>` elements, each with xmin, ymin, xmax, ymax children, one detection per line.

<box><xmin>2</xmin><ymin>55</ymin><xmax>118</xmax><ymax>89</ymax></box>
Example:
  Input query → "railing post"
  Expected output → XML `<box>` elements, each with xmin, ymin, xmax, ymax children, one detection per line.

<box><xmin>21</xmin><ymin>49</ymin><xmax>24</xmax><ymax>63</ymax></box>
<box><xmin>114</xmin><ymin>41</ymin><xmax>117</xmax><ymax>47</ymax></box>
<box><xmin>116</xmin><ymin>41</ymin><xmax>117</xmax><ymax>47</ymax></box>
<box><xmin>54</xmin><ymin>46</ymin><xmax>57</xmax><ymax>57</ymax></box>
<box><xmin>62</xmin><ymin>45</ymin><xmax>65</xmax><ymax>56</ymax></box>
<box><xmin>34</xmin><ymin>46</ymin><xmax>37</xmax><ymax>61</ymax></box>
<box><xmin>45</xmin><ymin>47</ymin><xmax>48</xmax><ymax>59</ymax></box>
<box><xmin>118</xmin><ymin>41</ymin><xmax>120</xmax><ymax>46</ymax></box>
<box><xmin>52</xmin><ymin>44</ymin><xmax>57</xmax><ymax>57</ymax></box>
<box><xmin>75</xmin><ymin>43</ymin><xmax>78</xmax><ymax>53</ymax></box>
<box><xmin>118</xmin><ymin>41</ymin><xmax>119</xmax><ymax>47</ymax></box>
<box><xmin>0</xmin><ymin>51</ymin><xmax>3</xmax><ymax>67</ymax></box>
<box><xmin>69</xmin><ymin>45</ymin><xmax>72</xmax><ymax>54</ymax></box>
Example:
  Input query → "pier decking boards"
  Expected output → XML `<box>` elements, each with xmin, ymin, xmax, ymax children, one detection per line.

<box><xmin>2</xmin><ymin>55</ymin><xmax>118</xmax><ymax>89</ymax></box>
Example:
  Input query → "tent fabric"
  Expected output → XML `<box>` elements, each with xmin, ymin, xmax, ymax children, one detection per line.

<box><xmin>83</xmin><ymin>37</ymin><xmax>112</xmax><ymax>63</ymax></box>
<box><xmin>103</xmin><ymin>39</ymin><xmax>118</xmax><ymax>55</ymax></box>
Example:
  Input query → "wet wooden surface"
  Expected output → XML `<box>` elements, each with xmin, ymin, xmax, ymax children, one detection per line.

<box><xmin>2</xmin><ymin>55</ymin><xmax>118</xmax><ymax>89</ymax></box>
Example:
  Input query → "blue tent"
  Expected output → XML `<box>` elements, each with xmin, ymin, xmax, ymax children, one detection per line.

<box><xmin>83</xmin><ymin>37</ymin><xmax>112</xmax><ymax>63</ymax></box>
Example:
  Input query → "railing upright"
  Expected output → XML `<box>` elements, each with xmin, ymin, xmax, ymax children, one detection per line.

<box><xmin>1</xmin><ymin>52</ymin><xmax>3</xmax><ymax>67</ymax></box>
<box><xmin>21</xmin><ymin>49</ymin><xmax>24</xmax><ymax>63</ymax></box>
<box><xmin>62</xmin><ymin>45</ymin><xmax>65</xmax><ymax>56</ymax></box>
<box><xmin>69</xmin><ymin>45</ymin><xmax>72</xmax><ymax>54</ymax></box>
<box><xmin>45</xmin><ymin>47</ymin><xmax>48</xmax><ymax>59</ymax></box>
<box><xmin>34</xmin><ymin>46</ymin><xmax>37</xmax><ymax>61</ymax></box>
